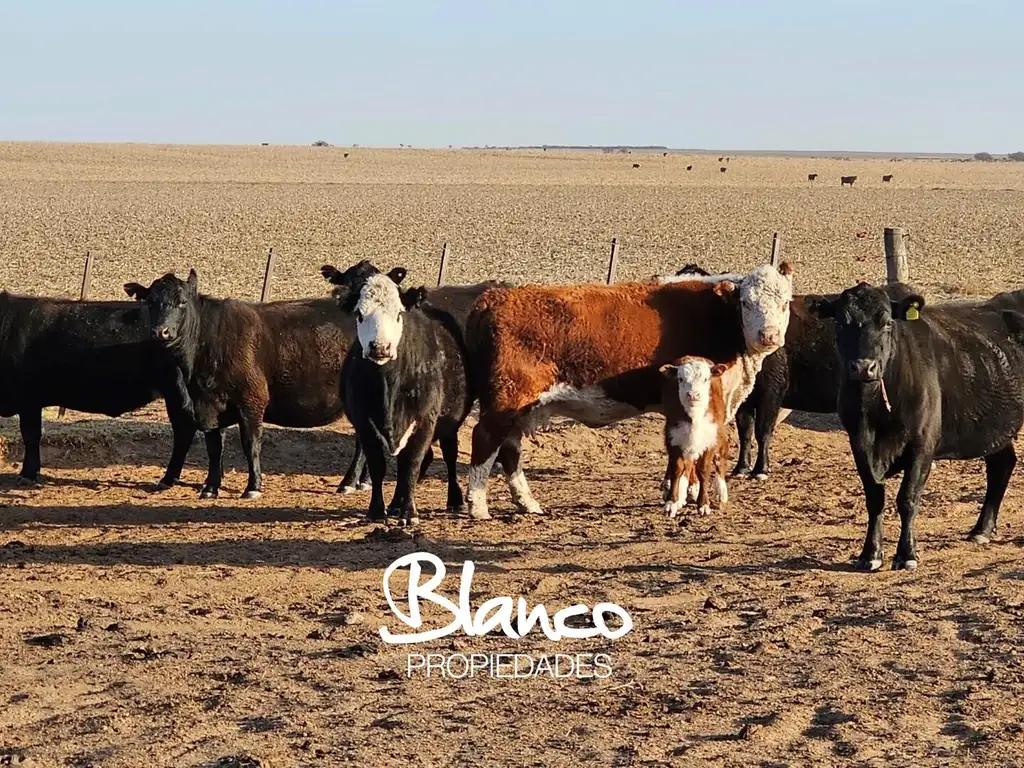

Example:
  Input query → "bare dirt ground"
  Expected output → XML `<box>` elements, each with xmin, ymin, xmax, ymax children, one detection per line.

<box><xmin>2</xmin><ymin>145</ymin><xmax>1024</xmax><ymax>767</ymax></box>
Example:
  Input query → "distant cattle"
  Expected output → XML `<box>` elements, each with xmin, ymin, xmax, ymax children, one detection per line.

<box><xmin>0</xmin><ymin>293</ymin><xmax>194</xmax><ymax>484</ymax></box>
<box><xmin>633</xmin><ymin>163</ymin><xmax>641</xmax><ymax>169</ymax></box>
<box><xmin>335</xmin><ymin>261</ymin><xmax>473</xmax><ymax>525</ymax></box>
<box><xmin>718</xmin><ymin>156</ymin><xmax>724</xmax><ymax>162</ymax></box>
<box><xmin>344</xmin><ymin>152</ymin><xmax>350</xmax><ymax>158</ymax></box>
<box><xmin>841</xmin><ymin>175</ymin><xmax>857</xmax><ymax>186</ymax></box>
<box><xmin>720</xmin><ymin>167</ymin><xmax>727</xmax><ymax>173</ymax></box>
<box><xmin>464</xmin><ymin>264</ymin><xmax>794</xmax><ymax>519</ymax></box>
<box><xmin>660</xmin><ymin>357</ymin><xmax>736</xmax><ymax>517</ymax></box>
<box><xmin>663</xmin><ymin>152</ymin><xmax>669</xmax><ymax>157</ymax></box>
<box><xmin>808</xmin><ymin>173</ymin><xmax>818</xmax><ymax>181</ymax></box>
<box><xmin>686</xmin><ymin>165</ymin><xmax>693</xmax><ymax>171</ymax></box>
<box><xmin>808</xmin><ymin>283</ymin><xmax>1024</xmax><ymax>570</ymax></box>
<box><xmin>882</xmin><ymin>174</ymin><xmax>893</xmax><ymax>183</ymax></box>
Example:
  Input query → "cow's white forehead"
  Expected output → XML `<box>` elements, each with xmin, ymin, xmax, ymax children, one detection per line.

<box><xmin>741</xmin><ymin>265</ymin><xmax>793</xmax><ymax>305</ymax></box>
<box><xmin>677</xmin><ymin>359</ymin><xmax>712</xmax><ymax>387</ymax></box>
<box><xmin>356</xmin><ymin>273</ymin><xmax>403</xmax><ymax>316</ymax></box>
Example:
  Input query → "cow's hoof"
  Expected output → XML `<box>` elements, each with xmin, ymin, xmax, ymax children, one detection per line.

<box><xmin>664</xmin><ymin>501</ymin><xmax>681</xmax><ymax>519</ymax></box>
<box><xmin>754</xmin><ymin>472</ymin><xmax>769</xmax><ymax>481</ymax></box>
<box><xmin>447</xmin><ymin>504</ymin><xmax>468</xmax><ymax>516</ymax></box>
<box><xmin>242</xmin><ymin>489</ymin><xmax>262</xmax><ymax>500</ymax></box>
<box><xmin>199</xmin><ymin>487</ymin><xmax>219</xmax><ymax>500</ymax></box>
<box><xmin>514</xmin><ymin>500</ymin><xmax>544</xmax><ymax>515</ymax></box>
<box><xmin>697</xmin><ymin>504</ymin><xmax>712</xmax><ymax>517</ymax></box>
<box><xmin>468</xmin><ymin>506</ymin><xmax>492</xmax><ymax>521</ymax></box>
<box><xmin>366</xmin><ymin>513</ymin><xmax>387</xmax><ymax>523</ymax></box>
<box><xmin>154</xmin><ymin>479</ymin><xmax>174</xmax><ymax>492</ymax></box>
<box><xmin>337</xmin><ymin>484</ymin><xmax>356</xmax><ymax>495</ymax></box>
<box><xmin>357</xmin><ymin>481</ymin><xmax>371</xmax><ymax>491</ymax></box>
<box><xmin>17</xmin><ymin>474</ymin><xmax>42</xmax><ymax>486</ymax></box>
<box><xmin>730</xmin><ymin>467</ymin><xmax>752</xmax><ymax>478</ymax></box>
<box><xmin>855</xmin><ymin>557</ymin><xmax>883</xmax><ymax>572</ymax></box>
<box><xmin>967</xmin><ymin>531</ymin><xmax>992</xmax><ymax>545</ymax></box>
<box><xmin>399</xmin><ymin>516</ymin><xmax>420</xmax><ymax>528</ymax></box>
<box><xmin>659</xmin><ymin>479</ymin><xmax>671</xmax><ymax>503</ymax></box>
<box><xmin>892</xmin><ymin>557</ymin><xmax>918</xmax><ymax>571</ymax></box>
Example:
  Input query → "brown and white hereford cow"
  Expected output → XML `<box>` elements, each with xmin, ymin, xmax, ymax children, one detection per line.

<box><xmin>464</xmin><ymin>263</ymin><xmax>795</xmax><ymax>519</ymax></box>
<box><xmin>660</xmin><ymin>356</ymin><xmax>739</xmax><ymax>517</ymax></box>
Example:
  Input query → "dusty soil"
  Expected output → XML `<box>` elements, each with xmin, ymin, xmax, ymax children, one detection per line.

<box><xmin>2</xmin><ymin>145</ymin><xmax>1024</xmax><ymax>767</ymax></box>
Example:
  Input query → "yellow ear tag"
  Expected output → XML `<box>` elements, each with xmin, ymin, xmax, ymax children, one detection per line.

<box><xmin>905</xmin><ymin>303</ymin><xmax>920</xmax><ymax>321</ymax></box>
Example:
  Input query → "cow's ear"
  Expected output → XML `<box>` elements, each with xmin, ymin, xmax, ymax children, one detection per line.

<box><xmin>893</xmin><ymin>294</ymin><xmax>925</xmax><ymax>321</ymax></box>
<box><xmin>806</xmin><ymin>295</ymin><xmax>837</xmax><ymax>319</ymax></box>
<box><xmin>711</xmin><ymin>363</ymin><xmax>729</xmax><ymax>377</ymax></box>
<box><xmin>387</xmin><ymin>267</ymin><xmax>407</xmax><ymax>285</ymax></box>
<box><xmin>778</xmin><ymin>261</ymin><xmax>794</xmax><ymax>278</ymax></box>
<box><xmin>713</xmin><ymin>280</ymin><xmax>736</xmax><ymax>298</ymax></box>
<box><xmin>321</xmin><ymin>265</ymin><xmax>343</xmax><ymax>285</ymax></box>
<box><xmin>676</xmin><ymin>263</ymin><xmax>710</xmax><ymax>277</ymax></box>
<box><xmin>124</xmin><ymin>282</ymin><xmax>148</xmax><ymax>300</ymax></box>
<box><xmin>401</xmin><ymin>286</ymin><xmax>428</xmax><ymax>310</ymax></box>
<box><xmin>187</xmin><ymin>269</ymin><xmax>198</xmax><ymax>294</ymax></box>
<box><xmin>658</xmin><ymin>363</ymin><xmax>678</xmax><ymax>378</ymax></box>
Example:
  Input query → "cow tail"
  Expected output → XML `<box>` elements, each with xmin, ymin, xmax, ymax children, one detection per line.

<box><xmin>465</xmin><ymin>300</ymin><xmax>496</xmax><ymax>411</ymax></box>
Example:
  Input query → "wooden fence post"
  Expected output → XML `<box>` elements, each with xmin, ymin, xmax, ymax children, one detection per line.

<box><xmin>606</xmin><ymin>238</ymin><xmax>619</xmax><ymax>284</ymax></box>
<box><xmin>260</xmin><ymin>248</ymin><xmax>275</xmax><ymax>302</ymax></box>
<box><xmin>884</xmin><ymin>227</ymin><xmax>909</xmax><ymax>283</ymax></box>
<box><xmin>59</xmin><ymin>253</ymin><xmax>94</xmax><ymax>418</ymax></box>
<box><xmin>769</xmin><ymin>232</ymin><xmax>782</xmax><ymax>267</ymax></box>
<box><xmin>437</xmin><ymin>242</ymin><xmax>450</xmax><ymax>287</ymax></box>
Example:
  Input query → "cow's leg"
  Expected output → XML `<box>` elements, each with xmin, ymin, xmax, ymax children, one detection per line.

<box><xmin>338</xmin><ymin>438</ymin><xmax>367</xmax><ymax>494</ymax></box>
<box><xmin>391</xmin><ymin>426</ymin><xmax>434</xmax><ymax>527</ymax></box>
<box><xmin>968</xmin><ymin>445</ymin><xmax>1016</xmax><ymax>544</ymax></box>
<box><xmin>852</xmin><ymin>451</ymin><xmax>886</xmax><ymax>571</ymax></box>
<box><xmin>751</xmin><ymin>389</ymin><xmax>784</xmax><ymax>480</ymax></box>
<box><xmin>715</xmin><ymin>440</ymin><xmax>730</xmax><ymax>510</ymax></box>
<box><xmin>237</xmin><ymin>413</ymin><xmax>265</xmax><ymax>499</ymax></box>
<box><xmin>361</xmin><ymin>433</ymin><xmax>388</xmax><ymax>522</ymax></box>
<box><xmin>893</xmin><ymin>452</ymin><xmax>932</xmax><ymax>570</ymax></box>
<box><xmin>200</xmin><ymin>428</ymin><xmax>224</xmax><ymax>499</ymax></box>
<box><xmin>694</xmin><ymin>449</ymin><xmax>715</xmax><ymax>516</ymax></box>
<box><xmin>498</xmin><ymin>431</ymin><xmax>543</xmax><ymax>515</ymax></box>
<box><xmin>418</xmin><ymin>447</ymin><xmax>435</xmax><ymax>483</ymax></box>
<box><xmin>732</xmin><ymin>400</ymin><xmax>756</xmax><ymax>477</ymax></box>
<box><xmin>467</xmin><ymin>416</ymin><xmax>507</xmax><ymax>520</ymax></box>
<box><xmin>439</xmin><ymin>435</ymin><xmax>465</xmax><ymax>513</ymax></box>
<box><xmin>157</xmin><ymin>406</ymin><xmax>197</xmax><ymax>490</ymax></box>
<box><xmin>18</xmin><ymin>408</ymin><xmax>43</xmax><ymax>483</ymax></box>
<box><xmin>664</xmin><ymin>450</ymin><xmax>687</xmax><ymax>518</ymax></box>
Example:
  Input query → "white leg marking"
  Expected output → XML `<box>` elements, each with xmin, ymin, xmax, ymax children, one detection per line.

<box><xmin>717</xmin><ymin>476</ymin><xmax>728</xmax><ymax>507</ymax></box>
<box><xmin>507</xmin><ymin>469</ymin><xmax>544</xmax><ymax>515</ymax></box>
<box><xmin>665</xmin><ymin>477</ymin><xmax>688</xmax><ymax>518</ymax></box>
<box><xmin>393</xmin><ymin>420</ymin><xmax>417</xmax><ymax>456</ymax></box>
<box><xmin>688</xmin><ymin>480</ymin><xmax>700</xmax><ymax>502</ymax></box>
<box><xmin>697</xmin><ymin>503</ymin><xmax>712</xmax><ymax>517</ymax></box>
<box><xmin>467</xmin><ymin>453</ymin><xmax>498</xmax><ymax>520</ymax></box>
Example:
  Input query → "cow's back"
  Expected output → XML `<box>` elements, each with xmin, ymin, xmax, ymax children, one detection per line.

<box><xmin>468</xmin><ymin>281</ymin><xmax>743</xmax><ymax>412</ymax></box>
<box><xmin>0</xmin><ymin>293</ymin><xmax>159</xmax><ymax>416</ymax></box>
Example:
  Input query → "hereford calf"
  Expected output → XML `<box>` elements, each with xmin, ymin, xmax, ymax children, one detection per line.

<box><xmin>465</xmin><ymin>262</ymin><xmax>793</xmax><ymax>519</ymax></box>
<box><xmin>661</xmin><ymin>357</ymin><xmax>737</xmax><ymax>517</ymax></box>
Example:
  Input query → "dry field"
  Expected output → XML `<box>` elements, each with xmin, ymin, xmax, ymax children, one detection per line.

<box><xmin>2</xmin><ymin>144</ymin><xmax>1024</xmax><ymax>767</ymax></box>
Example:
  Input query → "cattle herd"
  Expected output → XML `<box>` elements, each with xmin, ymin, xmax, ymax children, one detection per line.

<box><xmin>3</xmin><ymin>256</ymin><xmax>1024</xmax><ymax>573</ymax></box>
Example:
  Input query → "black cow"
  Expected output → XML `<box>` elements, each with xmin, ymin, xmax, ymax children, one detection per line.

<box><xmin>0</xmin><ymin>292</ymin><xmax>194</xmax><ymax>484</ymax></box>
<box><xmin>334</xmin><ymin>261</ymin><xmax>473</xmax><ymax>525</ymax></box>
<box><xmin>808</xmin><ymin>282</ymin><xmax>1024</xmax><ymax>571</ymax></box>
<box><xmin>320</xmin><ymin>264</ymin><xmax>499</xmax><ymax>494</ymax></box>
<box><xmin>841</xmin><ymin>175</ymin><xmax>857</xmax><ymax>186</ymax></box>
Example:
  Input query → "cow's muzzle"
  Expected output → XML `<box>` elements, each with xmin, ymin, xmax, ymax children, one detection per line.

<box><xmin>152</xmin><ymin>326</ymin><xmax>174</xmax><ymax>341</ymax></box>
<box><xmin>758</xmin><ymin>328</ymin><xmax>783</xmax><ymax>349</ymax></box>
<box><xmin>365</xmin><ymin>342</ymin><xmax>394</xmax><ymax>364</ymax></box>
<box><xmin>847</xmin><ymin>358</ymin><xmax>881</xmax><ymax>382</ymax></box>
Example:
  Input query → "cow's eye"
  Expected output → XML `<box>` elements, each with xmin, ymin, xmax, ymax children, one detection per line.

<box><xmin>355</xmin><ymin>310</ymin><xmax>364</xmax><ymax>322</ymax></box>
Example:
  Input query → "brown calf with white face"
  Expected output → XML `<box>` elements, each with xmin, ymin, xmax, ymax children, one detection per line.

<box><xmin>660</xmin><ymin>356</ymin><xmax>738</xmax><ymax>517</ymax></box>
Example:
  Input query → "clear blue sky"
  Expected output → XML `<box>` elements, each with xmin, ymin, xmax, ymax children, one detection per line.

<box><xmin>2</xmin><ymin>0</ymin><xmax>1021</xmax><ymax>152</ymax></box>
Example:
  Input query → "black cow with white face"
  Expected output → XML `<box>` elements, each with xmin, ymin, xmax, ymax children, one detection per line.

<box><xmin>334</xmin><ymin>261</ymin><xmax>472</xmax><ymax>525</ymax></box>
<box><xmin>808</xmin><ymin>282</ymin><xmax>1024</xmax><ymax>571</ymax></box>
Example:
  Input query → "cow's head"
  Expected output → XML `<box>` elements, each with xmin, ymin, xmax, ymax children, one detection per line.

<box><xmin>322</xmin><ymin>260</ymin><xmax>425</xmax><ymax>364</ymax></box>
<box><xmin>660</xmin><ymin>356</ymin><xmax>729</xmax><ymax>416</ymax></box>
<box><xmin>124</xmin><ymin>269</ymin><xmax>199</xmax><ymax>344</ymax></box>
<box><xmin>737</xmin><ymin>263</ymin><xmax>794</xmax><ymax>353</ymax></box>
<box><xmin>807</xmin><ymin>281</ymin><xmax>924</xmax><ymax>382</ymax></box>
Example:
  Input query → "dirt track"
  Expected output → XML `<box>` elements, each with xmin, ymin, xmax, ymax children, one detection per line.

<box><xmin>2</xmin><ymin>146</ymin><xmax>1024</xmax><ymax>767</ymax></box>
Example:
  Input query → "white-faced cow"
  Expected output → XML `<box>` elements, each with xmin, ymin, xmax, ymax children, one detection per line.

<box><xmin>660</xmin><ymin>356</ymin><xmax>737</xmax><ymax>517</ymax></box>
<box><xmin>0</xmin><ymin>292</ymin><xmax>194</xmax><ymax>484</ymax></box>
<box><xmin>334</xmin><ymin>261</ymin><xmax>473</xmax><ymax>526</ymax></box>
<box><xmin>464</xmin><ymin>263</ymin><xmax>794</xmax><ymax>520</ymax></box>
<box><xmin>808</xmin><ymin>282</ymin><xmax>1024</xmax><ymax>571</ymax></box>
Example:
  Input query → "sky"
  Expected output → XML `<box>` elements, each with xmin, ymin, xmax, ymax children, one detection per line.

<box><xmin>1</xmin><ymin>0</ymin><xmax>1022</xmax><ymax>153</ymax></box>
